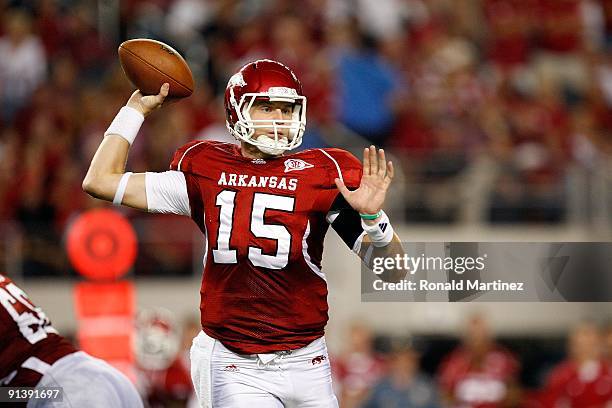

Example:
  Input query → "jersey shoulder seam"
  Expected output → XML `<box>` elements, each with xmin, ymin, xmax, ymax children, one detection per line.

<box><xmin>316</xmin><ymin>148</ymin><xmax>345</xmax><ymax>182</ymax></box>
<box><xmin>177</xmin><ymin>140</ymin><xmax>208</xmax><ymax>171</ymax></box>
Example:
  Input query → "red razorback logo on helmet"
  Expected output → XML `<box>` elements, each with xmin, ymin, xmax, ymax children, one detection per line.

<box><xmin>311</xmin><ymin>355</ymin><xmax>327</xmax><ymax>365</ymax></box>
<box><xmin>284</xmin><ymin>159</ymin><xmax>313</xmax><ymax>173</ymax></box>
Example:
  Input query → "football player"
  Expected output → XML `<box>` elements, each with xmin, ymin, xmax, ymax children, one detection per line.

<box><xmin>0</xmin><ymin>274</ymin><xmax>143</xmax><ymax>407</ymax></box>
<box><xmin>83</xmin><ymin>59</ymin><xmax>404</xmax><ymax>407</ymax></box>
<box><xmin>438</xmin><ymin>314</ymin><xmax>521</xmax><ymax>408</ymax></box>
<box><xmin>539</xmin><ymin>321</ymin><xmax>612</xmax><ymax>407</ymax></box>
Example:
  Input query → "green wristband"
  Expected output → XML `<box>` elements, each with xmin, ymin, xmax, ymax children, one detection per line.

<box><xmin>359</xmin><ymin>211</ymin><xmax>382</xmax><ymax>220</ymax></box>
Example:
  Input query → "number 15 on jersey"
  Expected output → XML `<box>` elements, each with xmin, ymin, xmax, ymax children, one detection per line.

<box><xmin>213</xmin><ymin>190</ymin><xmax>295</xmax><ymax>270</ymax></box>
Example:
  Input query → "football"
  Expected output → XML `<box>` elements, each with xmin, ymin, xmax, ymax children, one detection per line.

<box><xmin>118</xmin><ymin>39</ymin><xmax>194</xmax><ymax>98</ymax></box>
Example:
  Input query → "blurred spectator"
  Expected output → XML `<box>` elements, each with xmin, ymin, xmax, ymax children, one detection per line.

<box><xmin>61</xmin><ymin>4</ymin><xmax>112</xmax><ymax>79</ymax></box>
<box><xmin>604</xmin><ymin>323</ymin><xmax>612</xmax><ymax>363</ymax></box>
<box><xmin>483</xmin><ymin>0</ymin><xmax>534</xmax><ymax>71</ymax></box>
<box><xmin>325</xmin><ymin>0</ymin><xmax>411</xmax><ymax>41</ymax></box>
<box><xmin>363</xmin><ymin>337</ymin><xmax>440</xmax><ymax>408</ymax></box>
<box><xmin>438</xmin><ymin>314</ymin><xmax>521</xmax><ymax>408</ymax></box>
<box><xmin>165</xmin><ymin>0</ymin><xmax>213</xmax><ymax>45</ymax></box>
<box><xmin>537</xmin><ymin>321</ymin><xmax>612</xmax><ymax>407</ymax></box>
<box><xmin>330</xmin><ymin>20</ymin><xmax>403</xmax><ymax>144</ymax></box>
<box><xmin>135</xmin><ymin>308</ymin><xmax>194</xmax><ymax>408</ymax></box>
<box><xmin>487</xmin><ymin>77</ymin><xmax>569</xmax><ymax>223</ymax></box>
<box><xmin>0</xmin><ymin>127</ymin><xmax>20</xmax><ymax>219</ymax></box>
<box><xmin>35</xmin><ymin>0</ymin><xmax>65</xmax><ymax>59</ymax></box>
<box><xmin>332</xmin><ymin>321</ymin><xmax>386</xmax><ymax>408</ymax></box>
<box><xmin>0</xmin><ymin>9</ymin><xmax>46</xmax><ymax>122</ymax></box>
<box><xmin>604</xmin><ymin>0</ymin><xmax>612</xmax><ymax>47</ymax></box>
<box><xmin>533</xmin><ymin>0</ymin><xmax>588</xmax><ymax>95</ymax></box>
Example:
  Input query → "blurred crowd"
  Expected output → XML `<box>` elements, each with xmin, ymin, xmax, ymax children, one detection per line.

<box><xmin>332</xmin><ymin>315</ymin><xmax>612</xmax><ymax>408</ymax></box>
<box><xmin>2</xmin><ymin>3</ymin><xmax>611</xmax><ymax>406</ymax></box>
<box><xmin>134</xmin><ymin>312</ymin><xmax>612</xmax><ymax>408</ymax></box>
<box><xmin>333</xmin><ymin>316</ymin><xmax>612</xmax><ymax>408</ymax></box>
<box><xmin>0</xmin><ymin>0</ymin><xmax>612</xmax><ymax>275</ymax></box>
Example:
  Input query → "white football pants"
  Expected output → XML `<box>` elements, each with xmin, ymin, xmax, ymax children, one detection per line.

<box><xmin>190</xmin><ymin>330</ymin><xmax>338</xmax><ymax>408</ymax></box>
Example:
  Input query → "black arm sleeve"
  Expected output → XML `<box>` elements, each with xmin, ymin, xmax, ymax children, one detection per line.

<box><xmin>329</xmin><ymin>194</ymin><xmax>364</xmax><ymax>250</ymax></box>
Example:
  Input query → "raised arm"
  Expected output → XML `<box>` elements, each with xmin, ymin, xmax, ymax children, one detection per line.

<box><xmin>334</xmin><ymin>146</ymin><xmax>406</xmax><ymax>283</ymax></box>
<box><xmin>82</xmin><ymin>84</ymin><xmax>169</xmax><ymax>210</ymax></box>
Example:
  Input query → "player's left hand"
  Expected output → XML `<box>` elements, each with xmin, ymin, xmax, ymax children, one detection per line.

<box><xmin>334</xmin><ymin>146</ymin><xmax>394</xmax><ymax>216</ymax></box>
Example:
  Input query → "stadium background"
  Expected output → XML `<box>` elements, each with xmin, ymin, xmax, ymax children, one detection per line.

<box><xmin>0</xmin><ymin>0</ymin><xmax>611</xmax><ymax>406</ymax></box>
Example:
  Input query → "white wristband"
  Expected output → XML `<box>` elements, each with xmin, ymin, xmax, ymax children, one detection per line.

<box><xmin>113</xmin><ymin>172</ymin><xmax>133</xmax><ymax>206</ymax></box>
<box><xmin>104</xmin><ymin>106</ymin><xmax>144</xmax><ymax>145</ymax></box>
<box><xmin>361</xmin><ymin>211</ymin><xmax>394</xmax><ymax>247</ymax></box>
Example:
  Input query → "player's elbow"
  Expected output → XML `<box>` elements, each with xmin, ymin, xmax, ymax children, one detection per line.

<box><xmin>82</xmin><ymin>174</ymin><xmax>97</xmax><ymax>195</ymax></box>
<box><xmin>82</xmin><ymin>174</ymin><xmax>108</xmax><ymax>200</ymax></box>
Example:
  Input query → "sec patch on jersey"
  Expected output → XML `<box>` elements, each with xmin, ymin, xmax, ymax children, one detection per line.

<box><xmin>284</xmin><ymin>158</ymin><xmax>314</xmax><ymax>173</ymax></box>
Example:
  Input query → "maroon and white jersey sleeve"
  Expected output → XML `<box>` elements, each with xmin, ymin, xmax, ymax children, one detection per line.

<box><xmin>0</xmin><ymin>274</ymin><xmax>77</xmax><ymax>386</ymax></box>
<box><xmin>167</xmin><ymin>141</ymin><xmax>362</xmax><ymax>354</ymax></box>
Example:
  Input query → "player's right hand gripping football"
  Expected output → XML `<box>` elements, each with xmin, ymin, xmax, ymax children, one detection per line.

<box><xmin>126</xmin><ymin>83</ymin><xmax>169</xmax><ymax>117</ymax></box>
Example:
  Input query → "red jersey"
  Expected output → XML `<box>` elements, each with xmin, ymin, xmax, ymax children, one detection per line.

<box><xmin>539</xmin><ymin>360</ymin><xmax>612</xmax><ymax>408</ymax></box>
<box><xmin>0</xmin><ymin>275</ymin><xmax>77</xmax><ymax>386</ymax></box>
<box><xmin>332</xmin><ymin>351</ymin><xmax>386</xmax><ymax>395</ymax></box>
<box><xmin>170</xmin><ymin>141</ymin><xmax>361</xmax><ymax>354</ymax></box>
<box><xmin>139</xmin><ymin>356</ymin><xmax>193</xmax><ymax>406</ymax></box>
<box><xmin>438</xmin><ymin>346</ymin><xmax>520</xmax><ymax>408</ymax></box>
